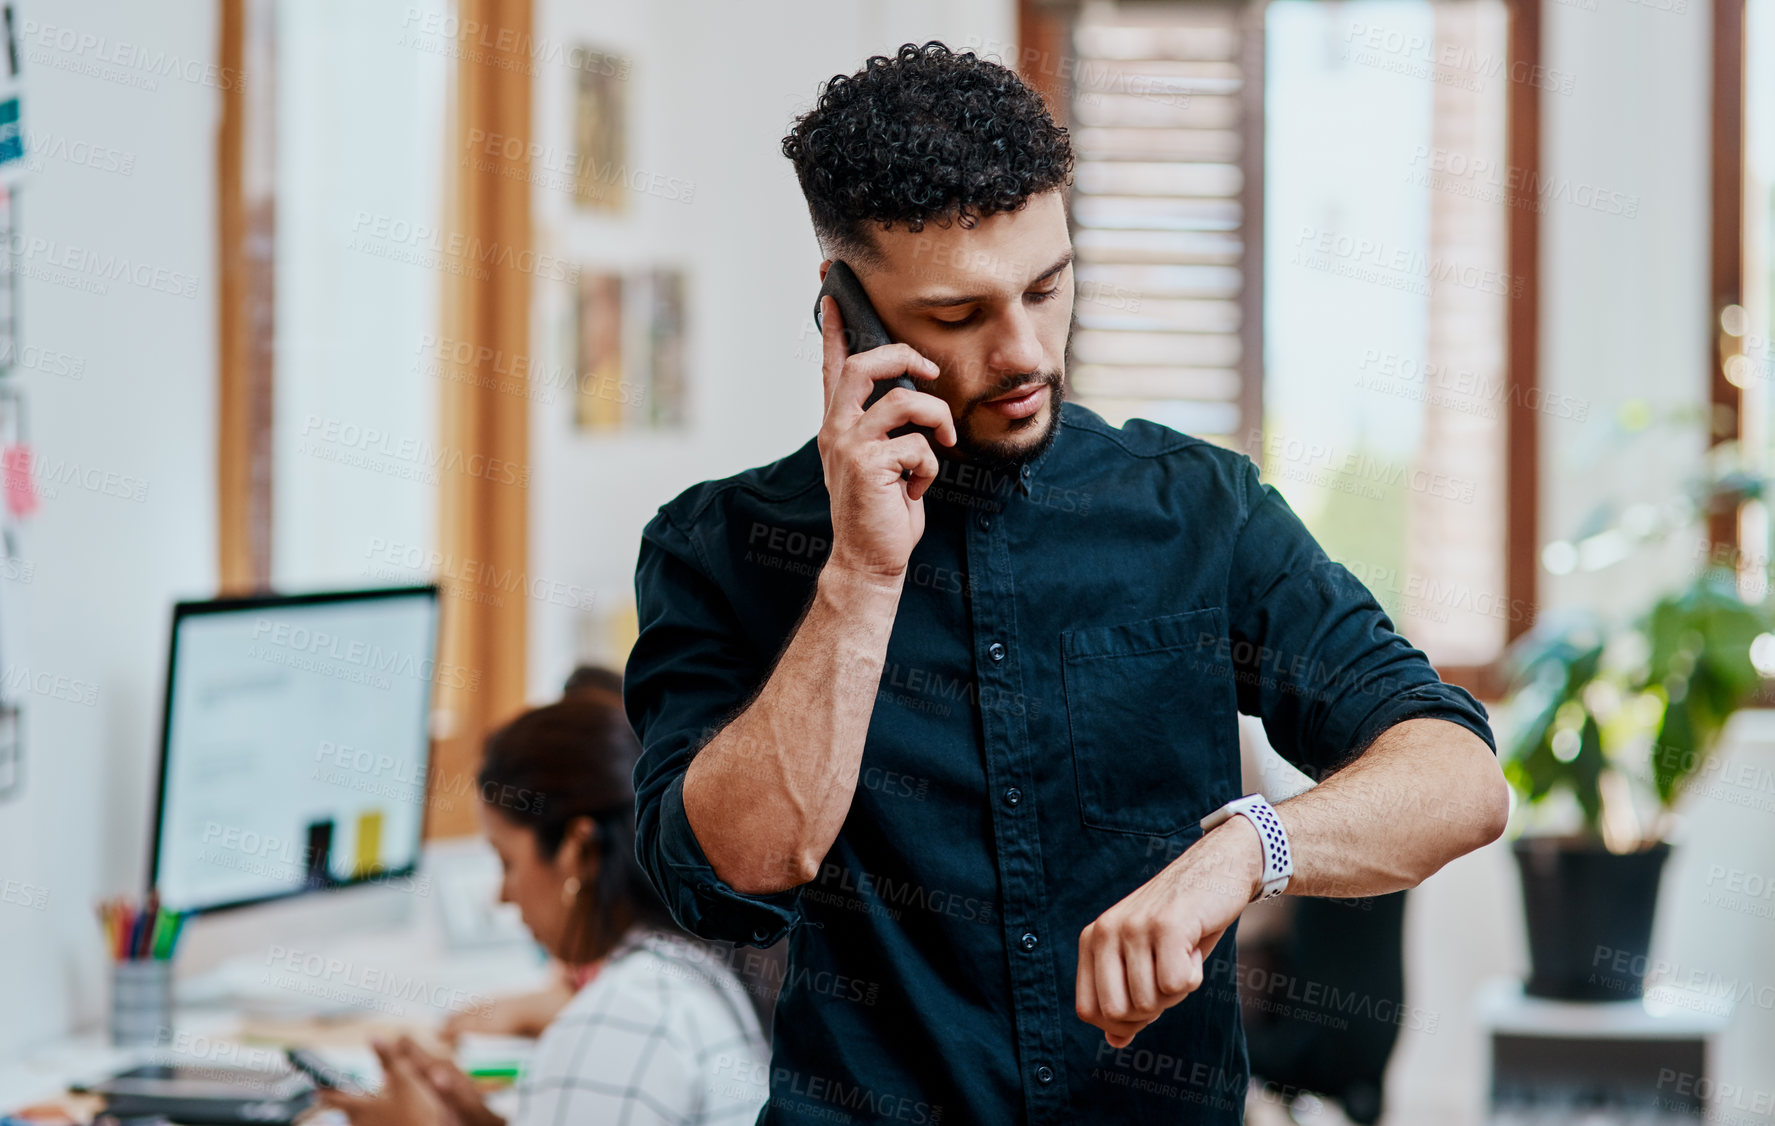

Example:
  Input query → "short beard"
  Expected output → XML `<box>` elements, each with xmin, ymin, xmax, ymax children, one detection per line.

<box><xmin>949</xmin><ymin>367</ymin><xmax>1067</xmax><ymax>471</ymax></box>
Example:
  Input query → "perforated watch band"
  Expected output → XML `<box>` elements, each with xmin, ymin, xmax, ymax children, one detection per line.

<box><xmin>1200</xmin><ymin>793</ymin><xmax>1293</xmax><ymax>900</ymax></box>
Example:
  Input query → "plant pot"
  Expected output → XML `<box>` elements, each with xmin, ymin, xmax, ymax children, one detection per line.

<box><xmin>1511</xmin><ymin>837</ymin><xmax>1671</xmax><ymax>1002</ymax></box>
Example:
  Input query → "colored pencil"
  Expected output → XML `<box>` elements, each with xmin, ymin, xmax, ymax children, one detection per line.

<box><xmin>126</xmin><ymin>909</ymin><xmax>144</xmax><ymax>960</ymax></box>
<box><xmin>96</xmin><ymin>895</ymin><xmax>188</xmax><ymax>961</ymax></box>
<box><xmin>139</xmin><ymin>892</ymin><xmax>158</xmax><ymax>959</ymax></box>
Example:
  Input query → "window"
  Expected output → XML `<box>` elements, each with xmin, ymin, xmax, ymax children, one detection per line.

<box><xmin>272</xmin><ymin>0</ymin><xmax>450</xmax><ymax>588</ymax></box>
<box><xmin>1264</xmin><ymin>0</ymin><xmax>1510</xmax><ymax>668</ymax></box>
<box><xmin>218</xmin><ymin>0</ymin><xmax>531</xmax><ymax>838</ymax></box>
<box><xmin>1052</xmin><ymin>0</ymin><xmax>1522</xmax><ymax>673</ymax></box>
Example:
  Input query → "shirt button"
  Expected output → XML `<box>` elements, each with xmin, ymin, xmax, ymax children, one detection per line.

<box><xmin>987</xmin><ymin>641</ymin><xmax>1006</xmax><ymax>663</ymax></box>
<box><xmin>1003</xmin><ymin>787</ymin><xmax>1022</xmax><ymax>807</ymax></box>
<box><xmin>1020</xmin><ymin>931</ymin><xmax>1039</xmax><ymax>952</ymax></box>
<box><xmin>1036</xmin><ymin>1065</ymin><xmax>1055</xmax><ymax>1085</ymax></box>
<box><xmin>1020</xmin><ymin>464</ymin><xmax>1033</xmax><ymax>480</ymax></box>
<box><xmin>976</xmin><ymin>512</ymin><xmax>991</xmax><ymax>531</ymax></box>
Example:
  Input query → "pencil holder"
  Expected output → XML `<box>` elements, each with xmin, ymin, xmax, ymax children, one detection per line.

<box><xmin>111</xmin><ymin>959</ymin><xmax>173</xmax><ymax>1046</ymax></box>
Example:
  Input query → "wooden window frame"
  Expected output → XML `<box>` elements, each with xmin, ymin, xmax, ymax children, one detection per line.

<box><xmin>1711</xmin><ymin>0</ymin><xmax>1746</xmax><ymax>552</ymax></box>
<box><xmin>217</xmin><ymin>0</ymin><xmax>276</xmax><ymax>594</ymax></box>
<box><xmin>1492</xmin><ymin>0</ymin><xmax>1541</xmax><ymax>697</ymax></box>
<box><xmin>429</xmin><ymin>0</ymin><xmax>535</xmax><ymax>837</ymax></box>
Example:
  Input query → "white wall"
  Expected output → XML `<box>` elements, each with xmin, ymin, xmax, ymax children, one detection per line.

<box><xmin>0</xmin><ymin>0</ymin><xmax>218</xmax><ymax>1050</ymax></box>
<box><xmin>526</xmin><ymin>0</ymin><xmax>1018</xmax><ymax>695</ymax></box>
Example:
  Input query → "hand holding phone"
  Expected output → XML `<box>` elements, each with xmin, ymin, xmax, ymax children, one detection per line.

<box><xmin>813</xmin><ymin>262</ymin><xmax>957</xmax><ymax>580</ymax></box>
<box><xmin>814</xmin><ymin>262</ymin><xmax>930</xmax><ymax>431</ymax></box>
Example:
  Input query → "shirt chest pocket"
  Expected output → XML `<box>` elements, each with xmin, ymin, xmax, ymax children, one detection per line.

<box><xmin>1060</xmin><ymin>608</ymin><xmax>1240</xmax><ymax>837</ymax></box>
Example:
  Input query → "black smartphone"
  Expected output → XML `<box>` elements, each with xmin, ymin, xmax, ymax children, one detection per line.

<box><xmin>283</xmin><ymin>1048</ymin><xmax>365</xmax><ymax>1096</ymax></box>
<box><xmin>814</xmin><ymin>262</ymin><xmax>936</xmax><ymax>456</ymax></box>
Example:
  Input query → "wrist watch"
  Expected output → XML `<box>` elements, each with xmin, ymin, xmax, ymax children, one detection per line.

<box><xmin>1200</xmin><ymin>793</ymin><xmax>1292</xmax><ymax>901</ymax></box>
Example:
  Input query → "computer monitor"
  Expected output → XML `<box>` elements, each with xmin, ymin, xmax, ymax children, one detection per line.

<box><xmin>149</xmin><ymin>586</ymin><xmax>441</xmax><ymax>914</ymax></box>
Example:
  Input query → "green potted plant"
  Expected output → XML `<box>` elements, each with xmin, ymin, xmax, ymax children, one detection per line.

<box><xmin>1498</xmin><ymin>400</ymin><xmax>1775</xmax><ymax>1000</ymax></box>
<box><xmin>1501</xmin><ymin>568</ymin><xmax>1771</xmax><ymax>1000</ymax></box>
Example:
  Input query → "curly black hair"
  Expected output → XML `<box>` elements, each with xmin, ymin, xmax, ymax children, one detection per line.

<box><xmin>782</xmin><ymin>41</ymin><xmax>1073</xmax><ymax>264</ymax></box>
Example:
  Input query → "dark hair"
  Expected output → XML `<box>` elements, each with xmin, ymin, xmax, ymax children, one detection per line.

<box><xmin>563</xmin><ymin>664</ymin><xmax>622</xmax><ymax>698</ymax></box>
<box><xmin>781</xmin><ymin>41</ymin><xmax>1073</xmax><ymax>265</ymax></box>
<box><xmin>477</xmin><ymin>691</ymin><xmax>676</xmax><ymax>962</ymax></box>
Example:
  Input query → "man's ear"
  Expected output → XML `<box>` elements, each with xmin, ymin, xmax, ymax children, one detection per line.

<box><xmin>818</xmin><ymin>259</ymin><xmax>834</xmax><ymax>283</ymax></box>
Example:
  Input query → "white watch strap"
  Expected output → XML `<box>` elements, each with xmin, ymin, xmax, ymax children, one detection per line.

<box><xmin>1200</xmin><ymin>793</ymin><xmax>1292</xmax><ymax>900</ymax></box>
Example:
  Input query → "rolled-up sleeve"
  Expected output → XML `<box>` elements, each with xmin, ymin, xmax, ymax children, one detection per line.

<box><xmin>1223</xmin><ymin>457</ymin><xmax>1495</xmax><ymax>779</ymax></box>
<box><xmin>624</xmin><ymin>507</ymin><xmax>804</xmax><ymax>947</ymax></box>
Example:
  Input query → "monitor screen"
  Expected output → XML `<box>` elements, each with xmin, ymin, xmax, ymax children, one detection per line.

<box><xmin>151</xmin><ymin>587</ymin><xmax>440</xmax><ymax>914</ymax></box>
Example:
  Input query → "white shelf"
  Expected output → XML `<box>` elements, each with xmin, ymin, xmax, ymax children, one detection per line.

<box><xmin>1477</xmin><ymin>977</ymin><xmax>1731</xmax><ymax>1039</ymax></box>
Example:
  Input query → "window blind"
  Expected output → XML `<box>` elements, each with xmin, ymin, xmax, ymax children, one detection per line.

<box><xmin>1066</xmin><ymin>2</ymin><xmax>1259</xmax><ymax>446</ymax></box>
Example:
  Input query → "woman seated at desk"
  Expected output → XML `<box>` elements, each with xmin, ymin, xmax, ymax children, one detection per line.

<box><xmin>320</xmin><ymin>690</ymin><xmax>769</xmax><ymax>1126</ymax></box>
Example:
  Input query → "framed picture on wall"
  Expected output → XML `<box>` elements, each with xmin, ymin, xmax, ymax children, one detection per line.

<box><xmin>574</xmin><ymin>272</ymin><xmax>625</xmax><ymax>430</ymax></box>
<box><xmin>573</xmin><ymin>47</ymin><xmax>628</xmax><ymax>212</ymax></box>
<box><xmin>572</xmin><ymin>268</ymin><xmax>686</xmax><ymax>431</ymax></box>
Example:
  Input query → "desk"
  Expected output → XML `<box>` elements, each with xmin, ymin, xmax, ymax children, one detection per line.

<box><xmin>0</xmin><ymin>871</ymin><xmax>550</xmax><ymax>1121</ymax></box>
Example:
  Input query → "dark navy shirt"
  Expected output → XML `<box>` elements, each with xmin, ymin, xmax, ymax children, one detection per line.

<box><xmin>625</xmin><ymin>402</ymin><xmax>1493</xmax><ymax>1126</ymax></box>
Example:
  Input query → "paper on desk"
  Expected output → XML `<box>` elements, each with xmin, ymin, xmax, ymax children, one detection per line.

<box><xmin>453</xmin><ymin>1033</ymin><xmax>536</xmax><ymax>1073</ymax></box>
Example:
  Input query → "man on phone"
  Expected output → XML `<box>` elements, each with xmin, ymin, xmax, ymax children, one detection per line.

<box><xmin>625</xmin><ymin>42</ymin><xmax>1508</xmax><ymax>1125</ymax></box>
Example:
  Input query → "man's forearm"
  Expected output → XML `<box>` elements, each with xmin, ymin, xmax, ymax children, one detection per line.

<box><xmin>1077</xmin><ymin>716</ymin><xmax>1507</xmax><ymax>1048</ymax></box>
<box><xmin>1261</xmin><ymin>717</ymin><xmax>1510</xmax><ymax>898</ymax></box>
<box><xmin>682</xmin><ymin>564</ymin><xmax>902</xmax><ymax>894</ymax></box>
<box><xmin>1186</xmin><ymin>717</ymin><xmax>1509</xmax><ymax>901</ymax></box>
